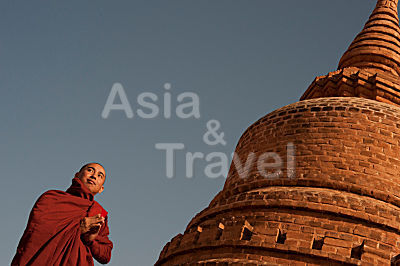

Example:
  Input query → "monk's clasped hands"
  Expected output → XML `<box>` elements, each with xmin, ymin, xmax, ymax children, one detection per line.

<box><xmin>80</xmin><ymin>214</ymin><xmax>104</xmax><ymax>236</ymax></box>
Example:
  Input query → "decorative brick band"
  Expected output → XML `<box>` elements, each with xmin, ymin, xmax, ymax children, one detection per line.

<box><xmin>156</xmin><ymin>2</ymin><xmax>400</xmax><ymax>263</ymax></box>
<box><xmin>300</xmin><ymin>67</ymin><xmax>400</xmax><ymax>106</ymax></box>
<box><xmin>156</xmin><ymin>97</ymin><xmax>400</xmax><ymax>265</ymax></box>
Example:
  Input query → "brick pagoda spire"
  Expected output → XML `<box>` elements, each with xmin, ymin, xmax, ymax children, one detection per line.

<box><xmin>301</xmin><ymin>0</ymin><xmax>400</xmax><ymax>106</ymax></box>
<box><xmin>156</xmin><ymin>1</ymin><xmax>400</xmax><ymax>265</ymax></box>
<box><xmin>339</xmin><ymin>0</ymin><xmax>400</xmax><ymax>76</ymax></box>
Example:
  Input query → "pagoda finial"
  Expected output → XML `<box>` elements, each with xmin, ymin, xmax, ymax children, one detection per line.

<box><xmin>376</xmin><ymin>0</ymin><xmax>398</xmax><ymax>10</ymax></box>
<box><xmin>338</xmin><ymin>0</ymin><xmax>400</xmax><ymax>76</ymax></box>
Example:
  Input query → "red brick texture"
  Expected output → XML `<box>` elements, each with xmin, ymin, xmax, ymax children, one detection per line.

<box><xmin>300</xmin><ymin>67</ymin><xmax>400</xmax><ymax>107</ymax></box>
<box><xmin>339</xmin><ymin>0</ymin><xmax>400</xmax><ymax>76</ymax></box>
<box><xmin>155</xmin><ymin>0</ymin><xmax>400</xmax><ymax>265</ymax></box>
<box><xmin>302</xmin><ymin>0</ymin><xmax>400</xmax><ymax>108</ymax></box>
<box><xmin>156</xmin><ymin>97</ymin><xmax>400</xmax><ymax>265</ymax></box>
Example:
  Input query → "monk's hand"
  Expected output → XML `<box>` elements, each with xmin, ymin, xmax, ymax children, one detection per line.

<box><xmin>80</xmin><ymin>214</ymin><xmax>105</xmax><ymax>235</ymax></box>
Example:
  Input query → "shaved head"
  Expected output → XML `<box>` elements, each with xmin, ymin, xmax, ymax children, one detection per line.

<box><xmin>75</xmin><ymin>163</ymin><xmax>107</xmax><ymax>195</ymax></box>
<box><xmin>79</xmin><ymin>162</ymin><xmax>106</xmax><ymax>180</ymax></box>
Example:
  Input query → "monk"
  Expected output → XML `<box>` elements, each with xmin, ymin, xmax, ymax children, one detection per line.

<box><xmin>11</xmin><ymin>163</ymin><xmax>113</xmax><ymax>265</ymax></box>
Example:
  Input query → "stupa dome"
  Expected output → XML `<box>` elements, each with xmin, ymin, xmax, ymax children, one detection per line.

<box><xmin>156</xmin><ymin>1</ymin><xmax>400</xmax><ymax>265</ymax></box>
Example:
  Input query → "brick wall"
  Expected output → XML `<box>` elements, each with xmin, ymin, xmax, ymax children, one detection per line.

<box><xmin>156</xmin><ymin>97</ymin><xmax>400</xmax><ymax>265</ymax></box>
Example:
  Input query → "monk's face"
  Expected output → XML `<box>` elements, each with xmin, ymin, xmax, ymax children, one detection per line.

<box><xmin>75</xmin><ymin>163</ymin><xmax>106</xmax><ymax>195</ymax></box>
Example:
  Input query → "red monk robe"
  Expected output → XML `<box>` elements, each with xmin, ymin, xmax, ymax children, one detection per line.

<box><xmin>11</xmin><ymin>177</ymin><xmax>113</xmax><ymax>265</ymax></box>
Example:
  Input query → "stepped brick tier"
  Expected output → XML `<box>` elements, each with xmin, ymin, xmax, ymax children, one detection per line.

<box><xmin>338</xmin><ymin>0</ymin><xmax>400</xmax><ymax>77</ymax></box>
<box><xmin>302</xmin><ymin>0</ymin><xmax>400</xmax><ymax>106</ymax></box>
<box><xmin>156</xmin><ymin>1</ymin><xmax>400</xmax><ymax>265</ymax></box>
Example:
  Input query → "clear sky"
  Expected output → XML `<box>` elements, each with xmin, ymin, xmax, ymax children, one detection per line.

<box><xmin>1</xmin><ymin>0</ymin><xmax>381</xmax><ymax>265</ymax></box>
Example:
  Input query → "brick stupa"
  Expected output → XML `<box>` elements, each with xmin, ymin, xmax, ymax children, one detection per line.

<box><xmin>156</xmin><ymin>0</ymin><xmax>400</xmax><ymax>265</ymax></box>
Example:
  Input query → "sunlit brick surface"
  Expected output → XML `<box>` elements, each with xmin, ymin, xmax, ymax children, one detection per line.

<box><xmin>156</xmin><ymin>98</ymin><xmax>400</xmax><ymax>265</ymax></box>
<box><xmin>156</xmin><ymin>0</ymin><xmax>400</xmax><ymax>265</ymax></box>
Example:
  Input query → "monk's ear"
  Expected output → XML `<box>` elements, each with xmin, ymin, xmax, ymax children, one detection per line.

<box><xmin>74</xmin><ymin>172</ymin><xmax>79</xmax><ymax>178</ymax></box>
<box><xmin>98</xmin><ymin>186</ymin><xmax>104</xmax><ymax>194</ymax></box>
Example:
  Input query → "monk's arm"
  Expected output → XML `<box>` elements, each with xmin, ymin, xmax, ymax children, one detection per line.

<box><xmin>82</xmin><ymin>216</ymin><xmax>113</xmax><ymax>264</ymax></box>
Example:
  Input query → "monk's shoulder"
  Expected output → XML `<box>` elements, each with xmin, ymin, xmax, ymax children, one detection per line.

<box><xmin>35</xmin><ymin>189</ymin><xmax>68</xmax><ymax>204</ymax></box>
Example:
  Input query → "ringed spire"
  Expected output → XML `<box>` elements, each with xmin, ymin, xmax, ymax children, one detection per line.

<box><xmin>338</xmin><ymin>0</ymin><xmax>400</xmax><ymax>76</ymax></box>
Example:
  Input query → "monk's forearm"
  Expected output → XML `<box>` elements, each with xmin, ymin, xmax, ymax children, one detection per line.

<box><xmin>81</xmin><ymin>232</ymin><xmax>98</xmax><ymax>243</ymax></box>
<box><xmin>80</xmin><ymin>231</ymin><xmax>112</xmax><ymax>264</ymax></box>
<box><xmin>80</xmin><ymin>216</ymin><xmax>113</xmax><ymax>264</ymax></box>
<box><xmin>87</xmin><ymin>239</ymin><xmax>112</xmax><ymax>264</ymax></box>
